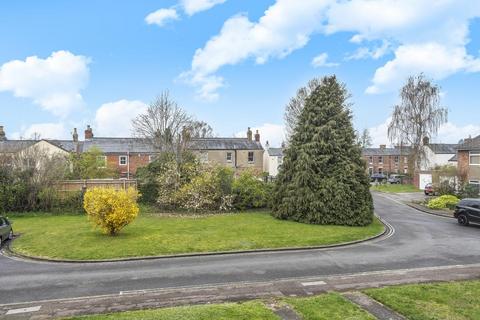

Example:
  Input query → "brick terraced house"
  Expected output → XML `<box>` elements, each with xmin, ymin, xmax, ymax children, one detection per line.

<box><xmin>456</xmin><ymin>135</ymin><xmax>480</xmax><ymax>191</ymax></box>
<box><xmin>362</xmin><ymin>145</ymin><xmax>412</xmax><ymax>176</ymax></box>
<box><xmin>0</xmin><ymin>125</ymin><xmax>264</xmax><ymax>178</ymax></box>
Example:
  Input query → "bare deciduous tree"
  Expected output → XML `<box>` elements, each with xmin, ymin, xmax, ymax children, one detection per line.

<box><xmin>388</xmin><ymin>74</ymin><xmax>448</xmax><ymax>172</ymax></box>
<box><xmin>358</xmin><ymin>129</ymin><xmax>373</xmax><ymax>148</ymax></box>
<box><xmin>132</xmin><ymin>92</ymin><xmax>213</xmax><ymax>162</ymax></box>
<box><xmin>284</xmin><ymin>78</ymin><xmax>322</xmax><ymax>140</ymax></box>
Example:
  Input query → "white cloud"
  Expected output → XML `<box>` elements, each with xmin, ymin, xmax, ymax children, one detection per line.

<box><xmin>94</xmin><ymin>100</ymin><xmax>148</xmax><ymax>137</ymax></box>
<box><xmin>145</xmin><ymin>8</ymin><xmax>179</xmax><ymax>26</ymax></box>
<box><xmin>13</xmin><ymin>123</ymin><xmax>69</xmax><ymax>140</ymax></box>
<box><xmin>346</xmin><ymin>40</ymin><xmax>390</xmax><ymax>60</ymax></box>
<box><xmin>367</xmin><ymin>118</ymin><xmax>480</xmax><ymax>146</ymax></box>
<box><xmin>181</xmin><ymin>0</ymin><xmax>226</xmax><ymax>16</ymax></box>
<box><xmin>236</xmin><ymin>123</ymin><xmax>285</xmax><ymax>147</ymax></box>
<box><xmin>366</xmin><ymin>43</ymin><xmax>480</xmax><ymax>94</ymax></box>
<box><xmin>311</xmin><ymin>52</ymin><xmax>339</xmax><ymax>68</ymax></box>
<box><xmin>183</xmin><ymin>0</ymin><xmax>480</xmax><ymax>99</ymax></box>
<box><xmin>0</xmin><ymin>51</ymin><xmax>90</xmax><ymax>117</ymax></box>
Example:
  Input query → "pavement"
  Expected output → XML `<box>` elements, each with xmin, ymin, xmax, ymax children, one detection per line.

<box><xmin>1</xmin><ymin>192</ymin><xmax>480</xmax><ymax>319</ymax></box>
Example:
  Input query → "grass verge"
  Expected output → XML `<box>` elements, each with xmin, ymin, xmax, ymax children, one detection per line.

<box><xmin>286</xmin><ymin>293</ymin><xmax>375</xmax><ymax>320</ymax></box>
<box><xmin>9</xmin><ymin>212</ymin><xmax>383</xmax><ymax>260</ymax></box>
<box><xmin>70</xmin><ymin>301</ymin><xmax>279</xmax><ymax>320</ymax></box>
<box><xmin>371</xmin><ymin>184</ymin><xmax>420</xmax><ymax>193</ymax></box>
<box><xmin>365</xmin><ymin>281</ymin><xmax>480</xmax><ymax>320</ymax></box>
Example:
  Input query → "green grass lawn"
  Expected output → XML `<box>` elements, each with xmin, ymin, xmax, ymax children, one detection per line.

<box><xmin>365</xmin><ymin>281</ymin><xmax>480</xmax><ymax>320</ymax></box>
<box><xmin>286</xmin><ymin>293</ymin><xmax>375</xmax><ymax>320</ymax></box>
<box><xmin>370</xmin><ymin>184</ymin><xmax>420</xmax><ymax>193</ymax></box>
<box><xmin>70</xmin><ymin>301</ymin><xmax>280</xmax><ymax>320</ymax></box>
<box><xmin>9</xmin><ymin>211</ymin><xmax>383</xmax><ymax>260</ymax></box>
<box><xmin>71</xmin><ymin>294</ymin><xmax>375</xmax><ymax>320</ymax></box>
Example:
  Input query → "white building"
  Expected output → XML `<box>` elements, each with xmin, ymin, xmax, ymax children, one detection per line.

<box><xmin>263</xmin><ymin>141</ymin><xmax>284</xmax><ymax>178</ymax></box>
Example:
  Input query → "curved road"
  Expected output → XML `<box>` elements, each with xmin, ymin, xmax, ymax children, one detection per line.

<box><xmin>1</xmin><ymin>193</ymin><xmax>479</xmax><ymax>306</ymax></box>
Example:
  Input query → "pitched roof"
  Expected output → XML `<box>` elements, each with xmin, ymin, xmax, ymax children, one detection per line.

<box><xmin>188</xmin><ymin>138</ymin><xmax>263</xmax><ymax>150</ymax></box>
<box><xmin>267</xmin><ymin>147</ymin><xmax>283</xmax><ymax>157</ymax></box>
<box><xmin>427</xmin><ymin>143</ymin><xmax>458</xmax><ymax>154</ymax></box>
<box><xmin>48</xmin><ymin>140</ymin><xmax>83</xmax><ymax>153</ymax></box>
<box><xmin>449</xmin><ymin>154</ymin><xmax>458</xmax><ymax>162</ymax></box>
<box><xmin>0</xmin><ymin>140</ymin><xmax>36</xmax><ymax>153</ymax></box>
<box><xmin>83</xmin><ymin>138</ymin><xmax>155</xmax><ymax>153</ymax></box>
<box><xmin>456</xmin><ymin>135</ymin><xmax>480</xmax><ymax>151</ymax></box>
<box><xmin>362</xmin><ymin>147</ymin><xmax>411</xmax><ymax>156</ymax></box>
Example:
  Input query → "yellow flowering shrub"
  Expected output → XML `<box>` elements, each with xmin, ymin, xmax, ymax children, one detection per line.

<box><xmin>83</xmin><ymin>187</ymin><xmax>139</xmax><ymax>236</ymax></box>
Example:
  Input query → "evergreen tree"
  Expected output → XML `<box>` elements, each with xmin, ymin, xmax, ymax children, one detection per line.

<box><xmin>272</xmin><ymin>76</ymin><xmax>373</xmax><ymax>226</ymax></box>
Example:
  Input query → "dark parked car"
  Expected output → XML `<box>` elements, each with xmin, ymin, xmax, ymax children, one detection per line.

<box><xmin>424</xmin><ymin>183</ymin><xmax>435</xmax><ymax>196</ymax></box>
<box><xmin>0</xmin><ymin>217</ymin><xmax>13</xmax><ymax>247</ymax></box>
<box><xmin>454</xmin><ymin>199</ymin><xmax>480</xmax><ymax>226</ymax></box>
<box><xmin>371</xmin><ymin>173</ymin><xmax>387</xmax><ymax>182</ymax></box>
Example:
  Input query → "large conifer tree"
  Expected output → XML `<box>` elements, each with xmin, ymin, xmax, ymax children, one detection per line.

<box><xmin>272</xmin><ymin>76</ymin><xmax>373</xmax><ymax>226</ymax></box>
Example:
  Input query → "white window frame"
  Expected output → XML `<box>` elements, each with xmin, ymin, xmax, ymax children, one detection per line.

<box><xmin>378</xmin><ymin>156</ymin><xmax>383</xmax><ymax>164</ymax></box>
<box><xmin>470</xmin><ymin>180</ymin><xmax>480</xmax><ymax>185</ymax></box>
<box><xmin>248</xmin><ymin>151</ymin><xmax>254</xmax><ymax>163</ymax></box>
<box><xmin>469</xmin><ymin>152</ymin><xmax>480</xmax><ymax>166</ymax></box>
<box><xmin>119</xmin><ymin>155</ymin><xmax>128</xmax><ymax>166</ymax></box>
<box><xmin>226</xmin><ymin>152</ymin><xmax>233</xmax><ymax>163</ymax></box>
<box><xmin>97</xmin><ymin>156</ymin><xmax>107</xmax><ymax>168</ymax></box>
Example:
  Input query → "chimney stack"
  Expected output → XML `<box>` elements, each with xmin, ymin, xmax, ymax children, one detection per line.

<box><xmin>422</xmin><ymin>136</ymin><xmax>430</xmax><ymax>145</ymax></box>
<box><xmin>0</xmin><ymin>126</ymin><xmax>5</xmax><ymax>141</ymax></box>
<box><xmin>254</xmin><ymin>130</ymin><xmax>260</xmax><ymax>142</ymax></box>
<box><xmin>380</xmin><ymin>144</ymin><xmax>386</xmax><ymax>149</ymax></box>
<box><xmin>247</xmin><ymin>127</ymin><xmax>252</xmax><ymax>141</ymax></box>
<box><xmin>265</xmin><ymin>140</ymin><xmax>270</xmax><ymax>150</ymax></box>
<box><xmin>85</xmin><ymin>125</ymin><xmax>94</xmax><ymax>140</ymax></box>
<box><xmin>72</xmin><ymin>128</ymin><xmax>79</xmax><ymax>142</ymax></box>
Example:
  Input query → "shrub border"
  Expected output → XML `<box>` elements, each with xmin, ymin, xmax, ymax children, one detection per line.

<box><xmin>2</xmin><ymin>214</ymin><xmax>390</xmax><ymax>264</ymax></box>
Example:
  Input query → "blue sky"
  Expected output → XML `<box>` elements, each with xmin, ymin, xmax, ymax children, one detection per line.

<box><xmin>1</xmin><ymin>0</ymin><xmax>480</xmax><ymax>147</ymax></box>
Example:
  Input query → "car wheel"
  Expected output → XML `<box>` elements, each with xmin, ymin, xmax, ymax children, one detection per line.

<box><xmin>457</xmin><ymin>214</ymin><xmax>469</xmax><ymax>226</ymax></box>
<box><xmin>8</xmin><ymin>230</ymin><xmax>13</xmax><ymax>240</ymax></box>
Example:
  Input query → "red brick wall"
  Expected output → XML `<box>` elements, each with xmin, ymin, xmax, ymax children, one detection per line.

<box><xmin>362</xmin><ymin>155</ymin><xmax>410</xmax><ymax>175</ymax></box>
<box><xmin>106</xmin><ymin>154</ymin><xmax>151</xmax><ymax>178</ymax></box>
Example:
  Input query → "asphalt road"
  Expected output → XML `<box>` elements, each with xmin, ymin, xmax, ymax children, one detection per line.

<box><xmin>1</xmin><ymin>192</ymin><xmax>479</xmax><ymax>306</ymax></box>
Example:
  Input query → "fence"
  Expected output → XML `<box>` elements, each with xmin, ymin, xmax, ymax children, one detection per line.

<box><xmin>56</xmin><ymin>179</ymin><xmax>137</xmax><ymax>192</ymax></box>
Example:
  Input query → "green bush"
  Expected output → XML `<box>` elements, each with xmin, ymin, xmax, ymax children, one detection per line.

<box><xmin>37</xmin><ymin>188</ymin><xmax>84</xmax><ymax>213</ymax></box>
<box><xmin>232</xmin><ymin>170</ymin><xmax>270</xmax><ymax>210</ymax></box>
<box><xmin>174</xmin><ymin>166</ymin><xmax>234</xmax><ymax>212</ymax></box>
<box><xmin>427</xmin><ymin>195</ymin><xmax>460</xmax><ymax>210</ymax></box>
<box><xmin>457</xmin><ymin>184</ymin><xmax>479</xmax><ymax>199</ymax></box>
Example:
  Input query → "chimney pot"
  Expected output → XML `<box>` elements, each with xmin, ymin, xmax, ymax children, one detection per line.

<box><xmin>247</xmin><ymin>127</ymin><xmax>253</xmax><ymax>141</ymax></box>
<box><xmin>422</xmin><ymin>136</ymin><xmax>430</xmax><ymax>145</ymax></box>
<box><xmin>85</xmin><ymin>125</ymin><xmax>94</xmax><ymax>140</ymax></box>
<box><xmin>72</xmin><ymin>128</ymin><xmax>79</xmax><ymax>142</ymax></box>
<box><xmin>254</xmin><ymin>130</ymin><xmax>260</xmax><ymax>142</ymax></box>
<box><xmin>380</xmin><ymin>144</ymin><xmax>386</xmax><ymax>149</ymax></box>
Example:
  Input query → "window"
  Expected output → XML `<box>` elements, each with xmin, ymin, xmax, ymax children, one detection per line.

<box><xmin>368</xmin><ymin>156</ymin><xmax>373</xmax><ymax>164</ymax></box>
<box><xmin>148</xmin><ymin>155</ymin><xmax>155</xmax><ymax>163</ymax></box>
<box><xmin>404</xmin><ymin>167</ymin><xmax>408</xmax><ymax>174</ymax></box>
<box><xmin>226</xmin><ymin>152</ymin><xmax>232</xmax><ymax>162</ymax></box>
<box><xmin>394</xmin><ymin>156</ymin><xmax>399</xmax><ymax>164</ymax></box>
<box><xmin>378</xmin><ymin>156</ymin><xmax>383</xmax><ymax>164</ymax></box>
<box><xmin>278</xmin><ymin>156</ymin><xmax>283</xmax><ymax>165</ymax></box>
<box><xmin>119</xmin><ymin>156</ymin><xmax>128</xmax><ymax>166</ymax></box>
<box><xmin>248</xmin><ymin>151</ymin><xmax>254</xmax><ymax>163</ymax></box>
<box><xmin>368</xmin><ymin>167</ymin><xmax>373</xmax><ymax>175</ymax></box>
<box><xmin>97</xmin><ymin>156</ymin><xmax>107</xmax><ymax>168</ymax></box>
<box><xmin>378</xmin><ymin>168</ymin><xmax>383</xmax><ymax>174</ymax></box>
<box><xmin>470</xmin><ymin>152</ymin><xmax>480</xmax><ymax>165</ymax></box>
<box><xmin>404</xmin><ymin>156</ymin><xmax>408</xmax><ymax>163</ymax></box>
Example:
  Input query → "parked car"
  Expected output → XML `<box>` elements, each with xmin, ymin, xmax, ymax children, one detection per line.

<box><xmin>0</xmin><ymin>217</ymin><xmax>13</xmax><ymax>247</ymax></box>
<box><xmin>424</xmin><ymin>183</ymin><xmax>435</xmax><ymax>196</ymax></box>
<box><xmin>371</xmin><ymin>173</ymin><xmax>387</xmax><ymax>182</ymax></box>
<box><xmin>454</xmin><ymin>198</ymin><xmax>480</xmax><ymax>226</ymax></box>
<box><xmin>388</xmin><ymin>174</ymin><xmax>402</xmax><ymax>184</ymax></box>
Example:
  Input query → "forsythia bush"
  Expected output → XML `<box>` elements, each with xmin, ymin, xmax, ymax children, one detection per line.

<box><xmin>427</xmin><ymin>195</ymin><xmax>460</xmax><ymax>210</ymax></box>
<box><xmin>83</xmin><ymin>187</ymin><xmax>139</xmax><ymax>236</ymax></box>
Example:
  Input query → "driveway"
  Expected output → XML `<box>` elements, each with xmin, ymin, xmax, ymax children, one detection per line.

<box><xmin>0</xmin><ymin>193</ymin><xmax>479</xmax><ymax>309</ymax></box>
